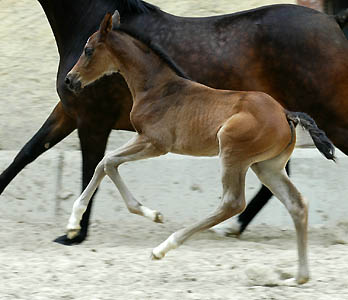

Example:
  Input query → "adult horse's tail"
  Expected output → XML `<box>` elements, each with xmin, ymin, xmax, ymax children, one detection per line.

<box><xmin>285</xmin><ymin>110</ymin><xmax>336</xmax><ymax>161</ymax></box>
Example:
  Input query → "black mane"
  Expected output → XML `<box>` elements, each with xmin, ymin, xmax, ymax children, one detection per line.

<box><xmin>117</xmin><ymin>26</ymin><xmax>190</xmax><ymax>80</ymax></box>
<box><xmin>115</xmin><ymin>0</ymin><xmax>159</xmax><ymax>16</ymax></box>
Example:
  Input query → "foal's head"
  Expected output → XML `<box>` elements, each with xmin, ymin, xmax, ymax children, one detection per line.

<box><xmin>65</xmin><ymin>11</ymin><xmax>122</xmax><ymax>94</ymax></box>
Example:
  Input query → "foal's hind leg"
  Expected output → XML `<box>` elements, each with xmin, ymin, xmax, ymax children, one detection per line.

<box><xmin>251</xmin><ymin>155</ymin><xmax>309</xmax><ymax>284</ymax></box>
<box><xmin>67</xmin><ymin>134</ymin><xmax>166</xmax><ymax>239</ymax></box>
<box><xmin>151</xmin><ymin>159</ymin><xmax>248</xmax><ymax>260</ymax></box>
<box><xmin>211</xmin><ymin>162</ymin><xmax>291</xmax><ymax>237</ymax></box>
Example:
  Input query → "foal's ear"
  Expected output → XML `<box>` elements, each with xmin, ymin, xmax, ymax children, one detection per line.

<box><xmin>112</xmin><ymin>10</ymin><xmax>121</xmax><ymax>29</ymax></box>
<box><xmin>99</xmin><ymin>13</ymin><xmax>113</xmax><ymax>41</ymax></box>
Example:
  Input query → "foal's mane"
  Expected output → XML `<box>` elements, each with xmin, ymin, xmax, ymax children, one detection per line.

<box><xmin>115</xmin><ymin>0</ymin><xmax>159</xmax><ymax>16</ymax></box>
<box><xmin>117</xmin><ymin>26</ymin><xmax>190</xmax><ymax>80</ymax></box>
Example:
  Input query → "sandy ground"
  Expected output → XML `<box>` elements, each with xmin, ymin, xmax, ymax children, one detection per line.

<box><xmin>1</xmin><ymin>0</ymin><xmax>348</xmax><ymax>299</ymax></box>
<box><xmin>1</xmin><ymin>219</ymin><xmax>347</xmax><ymax>300</ymax></box>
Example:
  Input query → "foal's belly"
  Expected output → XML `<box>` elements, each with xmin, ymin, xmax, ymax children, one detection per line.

<box><xmin>169</xmin><ymin>134</ymin><xmax>220</xmax><ymax>157</ymax></box>
<box><xmin>170</xmin><ymin>146</ymin><xmax>219</xmax><ymax>157</ymax></box>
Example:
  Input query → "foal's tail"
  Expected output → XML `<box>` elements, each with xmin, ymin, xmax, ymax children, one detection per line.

<box><xmin>285</xmin><ymin>110</ymin><xmax>336</xmax><ymax>161</ymax></box>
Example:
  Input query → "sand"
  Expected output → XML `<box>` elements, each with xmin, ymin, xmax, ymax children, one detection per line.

<box><xmin>1</xmin><ymin>0</ymin><xmax>348</xmax><ymax>299</ymax></box>
<box><xmin>0</xmin><ymin>219</ymin><xmax>347</xmax><ymax>300</ymax></box>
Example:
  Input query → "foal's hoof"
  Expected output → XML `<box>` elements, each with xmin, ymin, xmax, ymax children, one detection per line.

<box><xmin>154</xmin><ymin>212</ymin><xmax>164</xmax><ymax>223</ymax></box>
<box><xmin>283</xmin><ymin>275</ymin><xmax>309</xmax><ymax>286</ymax></box>
<box><xmin>150</xmin><ymin>251</ymin><xmax>164</xmax><ymax>260</ymax></box>
<box><xmin>296</xmin><ymin>275</ymin><xmax>310</xmax><ymax>285</ymax></box>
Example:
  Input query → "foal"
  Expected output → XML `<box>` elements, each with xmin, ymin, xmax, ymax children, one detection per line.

<box><xmin>65</xmin><ymin>11</ymin><xmax>335</xmax><ymax>284</ymax></box>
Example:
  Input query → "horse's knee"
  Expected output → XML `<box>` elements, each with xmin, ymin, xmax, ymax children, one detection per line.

<box><xmin>95</xmin><ymin>161</ymin><xmax>105</xmax><ymax>173</ymax></box>
<box><xmin>101</xmin><ymin>155</ymin><xmax>118</xmax><ymax>175</ymax></box>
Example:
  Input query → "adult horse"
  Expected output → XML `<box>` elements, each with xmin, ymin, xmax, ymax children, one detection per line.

<box><xmin>1</xmin><ymin>0</ymin><xmax>347</xmax><ymax>245</ymax></box>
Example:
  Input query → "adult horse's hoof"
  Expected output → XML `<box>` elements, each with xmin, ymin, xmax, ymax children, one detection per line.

<box><xmin>53</xmin><ymin>233</ymin><xmax>86</xmax><ymax>246</ymax></box>
<box><xmin>66</xmin><ymin>228</ymin><xmax>81</xmax><ymax>240</ymax></box>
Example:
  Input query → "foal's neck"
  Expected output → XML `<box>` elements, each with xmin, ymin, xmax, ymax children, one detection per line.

<box><xmin>109</xmin><ymin>32</ymin><xmax>182</xmax><ymax>101</ymax></box>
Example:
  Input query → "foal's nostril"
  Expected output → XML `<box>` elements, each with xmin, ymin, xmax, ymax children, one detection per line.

<box><xmin>64</xmin><ymin>74</ymin><xmax>82</xmax><ymax>94</ymax></box>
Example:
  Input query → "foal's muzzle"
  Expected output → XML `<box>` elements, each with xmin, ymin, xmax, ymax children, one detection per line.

<box><xmin>65</xmin><ymin>73</ymin><xmax>82</xmax><ymax>94</ymax></box>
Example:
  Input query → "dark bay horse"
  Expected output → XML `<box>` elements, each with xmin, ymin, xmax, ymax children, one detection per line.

<box><xmin>1</xmin><ymin>0</ymin><xmax>348</xmax><ymax>245</ymax></box>
<box><xmin>65</xmin><ymin>11</ymin><xmax>335</xmax><ymax>284</ymax></box>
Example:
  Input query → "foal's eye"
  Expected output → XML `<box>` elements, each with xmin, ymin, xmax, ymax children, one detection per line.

<box><xmin>85</xmin><ymin>47</ymin><xmax>94</xmax><ymax>57</ymax></box>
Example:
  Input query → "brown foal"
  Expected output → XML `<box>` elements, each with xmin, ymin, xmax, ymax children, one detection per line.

<box><xmin>65</xmin><ymin>11</ymin><xmax>335</xmax><ymax>284</ymax></box>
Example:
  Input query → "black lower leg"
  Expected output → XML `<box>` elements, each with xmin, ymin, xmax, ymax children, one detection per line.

<box><xmin>54</xmin><ymin>124</ymin><xmax>112</xmax><ymax>245</ymax></box>
<box><xmin>0</xmin><ymin>103</ymin><xmax>75</xmax><ymax>194</ymax></box>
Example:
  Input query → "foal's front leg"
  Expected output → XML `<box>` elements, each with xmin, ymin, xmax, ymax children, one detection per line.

<box><xmin>66</xmin><ymin>134</ymin><xmax>166</xmax><ymax>239</ymax></box>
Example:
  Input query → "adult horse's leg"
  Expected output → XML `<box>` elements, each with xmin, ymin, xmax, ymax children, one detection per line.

<box><xmin>0</xmin><ymin>102</ymin><xmax>75</xmax><ymax>194</ymax></box>
<box><xmin>54</xmin><ymin>122</ymin><xmax>112</xmax><ymax>245</ymax></box>
<box><xmin>211</xmin><ymin>162</ymin><xmax>290</xmax><ymax>236</ymax></box>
